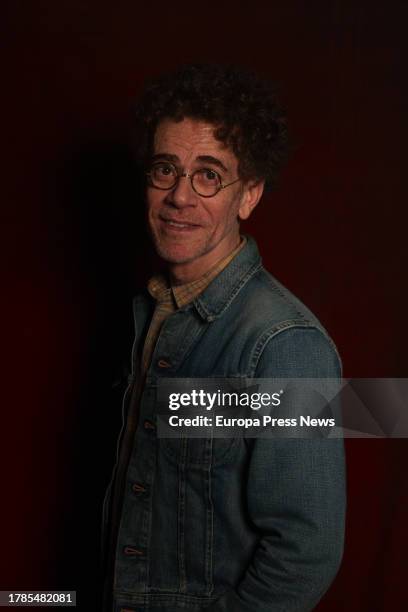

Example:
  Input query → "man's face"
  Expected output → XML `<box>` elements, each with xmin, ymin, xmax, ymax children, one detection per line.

<box><xmin>146</xmin><ymin>117</ymin><xmax>262</xmax><ymax>281</ymax></box>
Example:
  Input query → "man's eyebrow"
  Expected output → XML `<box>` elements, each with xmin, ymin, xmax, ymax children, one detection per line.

<box><xmin>151</xmin><ymin>153</ymin><xmax>179</xmax><ymax>163</ymax></box>
<box><xmin>150</xmin><ymin>153</ymin><xmax>229</xmax><ymax>173</ymax></box>
<box><xmin>196</xmin><ymin>155</ymin><xmax>228</xmax><ymax>173</ymax></box>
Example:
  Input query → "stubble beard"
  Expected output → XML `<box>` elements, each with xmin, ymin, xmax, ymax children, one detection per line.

<box><xmin>150</xmin><ymin>224</ymin><xmax>212</xmax><ymax>265</ymax></box>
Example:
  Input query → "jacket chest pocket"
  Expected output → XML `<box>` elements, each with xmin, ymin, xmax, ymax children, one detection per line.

<box><xmin>151</xmin><ymin>434</ymin><xmax>240</xmax><ymax>596</ymax></box>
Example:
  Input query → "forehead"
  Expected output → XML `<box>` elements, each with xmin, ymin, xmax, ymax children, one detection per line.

<box><xmin>153</xmin><ymin>117</ymin><xmax>237</xmax><ymax>166</ymax></box>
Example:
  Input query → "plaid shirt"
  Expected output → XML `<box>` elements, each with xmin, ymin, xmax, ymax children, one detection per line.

<box><xmin>142</xmin><ymin>237</ymin><xmax>246</xmax><ymax>375</ymax></box>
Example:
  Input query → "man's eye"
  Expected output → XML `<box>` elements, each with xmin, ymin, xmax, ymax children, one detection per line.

<box><xmin>199</xmin><ymin>169</ymin><xmax>219</xmax><ymax>183</ymax></box>
<box><xmin>156</xmin><ymin>164</ymin><xmax>173</xmax><ymax>175</ymax></box>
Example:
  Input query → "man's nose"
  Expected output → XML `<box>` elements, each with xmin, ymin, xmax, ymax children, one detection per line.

<box><xmin>166</xmin><ymin>175</ymin><xmax>198</xmax><ymax>208</ymax></box>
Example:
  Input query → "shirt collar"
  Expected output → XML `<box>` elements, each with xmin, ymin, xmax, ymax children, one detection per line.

<box><xmin>147</xmin><ymin>237</ymin><xmax>247</xmax><ymax>310</ymax></box>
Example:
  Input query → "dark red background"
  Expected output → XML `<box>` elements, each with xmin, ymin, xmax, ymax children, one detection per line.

<box><xmin>2</xmin><ymin>1</ymin><xmax>407</xmax><ymax>610</ymax></box>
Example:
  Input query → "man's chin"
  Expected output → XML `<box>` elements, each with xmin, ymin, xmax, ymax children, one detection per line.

<box><xmin>154</xmin><ymin>242</ymin><xmax>203</xmax><ymax>265</ymax></box>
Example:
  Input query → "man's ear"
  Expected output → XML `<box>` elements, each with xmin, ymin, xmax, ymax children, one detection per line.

<box><xmin>238</xmin><ymin>180</ymin><xmax>265</xmax><ymax>220</ymax></box>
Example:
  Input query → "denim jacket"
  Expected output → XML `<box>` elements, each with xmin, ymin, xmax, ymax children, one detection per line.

<box><xmin>106</xmin><ymin>235</ymin><xmax>346</xmax><ymax>612</ymax></box>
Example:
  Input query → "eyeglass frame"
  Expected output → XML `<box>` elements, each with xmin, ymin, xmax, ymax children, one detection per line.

<box><xmin>146</xmin><ymin>161</ymin><xmax>241</xmax><ymax>198</ymax></box>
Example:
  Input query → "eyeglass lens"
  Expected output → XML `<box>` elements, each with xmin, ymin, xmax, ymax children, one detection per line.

<box><xmin>149</xmin><ymin>163</ymin><xmax>221</xmax><ymax>196</ymax></box>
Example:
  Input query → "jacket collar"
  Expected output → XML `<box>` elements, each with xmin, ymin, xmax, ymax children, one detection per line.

<box><xmin>192</xmin><ymin>234</ymin><xmax>262</xmax><ymax>322</ymax></box>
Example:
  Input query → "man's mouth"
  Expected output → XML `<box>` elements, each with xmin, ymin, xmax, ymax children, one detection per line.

<box><xmin>160</xmin><ymin>217</ymin><xmax>200</xmax><ymax>231</ymax></box>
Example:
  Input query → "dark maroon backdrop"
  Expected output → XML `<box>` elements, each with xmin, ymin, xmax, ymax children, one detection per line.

<box><xmin>2</xmin><ymin>1</ymin><xmax>407</xmax><ymax>610</ymax></box>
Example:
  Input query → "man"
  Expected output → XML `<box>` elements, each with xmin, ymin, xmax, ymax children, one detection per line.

<box><xmin>103</xmin><ymin>64</ymin><xmax>345</xmax><ymax>612</ymax></box>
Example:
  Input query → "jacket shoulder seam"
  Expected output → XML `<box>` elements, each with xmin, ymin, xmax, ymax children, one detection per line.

<box><xmin>249</xmin><ymin>321</ymin><xmax>340</xmax><ymax>377</ymax></box>
<box><xmin>255</xmin><ymin>268</ymin><xmax>314</xmax><ymax>322</ymax></box>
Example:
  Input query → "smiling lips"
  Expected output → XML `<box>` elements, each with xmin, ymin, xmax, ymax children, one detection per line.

<box><xmin>160</xmin><ymin>216</ymin><xmax>201</xmax><ymax>231</ymax></box>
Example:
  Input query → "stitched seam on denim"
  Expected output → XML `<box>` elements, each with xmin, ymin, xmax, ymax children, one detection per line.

<box><xmin>114</xmin><ymin>591</ymin><xmax>218</xmax><ymax>604</ymax></box>
<box><xmin>170</xmin><ymin>317</ymin><xmax>206</xmax><ymax>371</ymax></box>
<box><xmin>178</xmin><ymin>438</ymin><xmax>188</xmax><ymax>592</ymax></box>
<box><xmin>194</xmin><ymin>261</ymin><xmax>263</xmax><ymax>320</ymax></box>
<box><xmin>258</xmin><ymin>270</ymin><xmax>341</xmax><ymax>365</ymax></box>
<box><xmin>145</xmin><ymin>411</ymin><xmax>157</xmax><ymax>595</ymax></box>
<box><xmin>147</xmin><ymin>374</ymin><xmax>248</xmax><ymax>387</ymax></box>
<box><xmin>260</xmin><ymin>270</ymin><xmax>311</xmax><ymax>321</ymax></box>
<box><xmin>204</xmin><ymin>438</ymin><xmax>214</xmax><ymax>595</ymax></box>
<box><xmin>151</xmin><ymin>313</ymin><xmax>206</xmax><ymax>374</ymax></box>
<box><xmin>249</xmin><ymin>321</ymin><xmax>319</xmax><ymax>377</ymax></box>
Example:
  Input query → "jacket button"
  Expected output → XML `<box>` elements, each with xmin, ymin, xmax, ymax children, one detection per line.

<box><xmin>157</xmin><ymin>359</ymin><xmax>171</xmax><ymax>368</ymax></box>
<box><xmin>123</xmin><ymin>546</ymin><xmax>144</xmax><ymax>556</ymax></box>
<box><xmin>132</xmin><ymin>483</ymin><xmax>147</xmax><ymax>495</ymax></box>
<box><xmin>144</xmin><ymin>419</ymin><xmax>155</xmax><ymax>430</ymax></box>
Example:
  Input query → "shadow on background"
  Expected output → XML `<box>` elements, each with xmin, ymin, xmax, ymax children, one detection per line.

<box><xmin>50</xmin><ymin>139</ymin><xmax>154</xmax><ymax>608</ymax></box>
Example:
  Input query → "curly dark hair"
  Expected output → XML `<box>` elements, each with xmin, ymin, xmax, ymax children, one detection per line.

<box><xmin>133</xmin><ymin>64</ymin><xmax>289</xmax><ymax>191</ymax></box>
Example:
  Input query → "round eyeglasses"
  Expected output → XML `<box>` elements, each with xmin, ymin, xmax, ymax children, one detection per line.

<box><xmin>146</xmin><ymin>162</ymin><xmax>240</xmax><ymax>198</ymax></box>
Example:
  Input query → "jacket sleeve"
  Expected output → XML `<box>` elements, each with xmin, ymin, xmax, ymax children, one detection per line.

<box><xmin>205</xmin><ymin>326</ymin><xmax>346</xmax><ymax>612</ymax></box>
